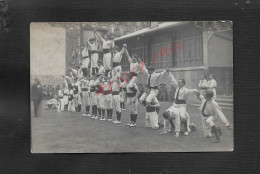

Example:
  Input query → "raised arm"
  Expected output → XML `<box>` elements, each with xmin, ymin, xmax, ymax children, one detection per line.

<box><xmin>111</xmin><ymin>38</ymin><xmax>115</xmax><ymax>48</ymax></box>
<box><xmin>94</xmin><ymin>31</ymin><xmax>104</xmax><ymax>42</ymax></box>
<box><xmin>125</xmin><ymin>49</ymin><xmax>133</xmax><ymax>64</ymax></box>
<box><xmin>87</xmin><ymin>40</ymin><xmax>92</xmax><ymax>47</ymax></box>
<box><xmin>120</xmin><ymin>44</ymin><xmax>127</xmax><ymax>57</ymax></box>
<box><xmin>139</xmin><ymin>60</ymin><xmax>148</xmax><ymax>75</ymax></box>
<box><xmin>169</xmin><ymin>72</ymin><xmax>178</xmax><ymax>89</ymax></box>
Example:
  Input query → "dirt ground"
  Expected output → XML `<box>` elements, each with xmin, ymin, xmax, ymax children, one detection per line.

<box><xmin>31</xmin><ymin>100</ymin><xmax>233</xmax><ymax>153</ymax></box>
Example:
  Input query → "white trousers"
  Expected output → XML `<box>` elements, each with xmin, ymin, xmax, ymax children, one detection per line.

<box><xmin>139</xmin><ymin>89</ymin><xmax>158</xmax><ymax>103</ymax></box>
<box><xmin>104</xmin><ymin>94</ymin><xmax>113</xmax><ymax>109</ymax></box>
<box><xmin>91</xmin><ymin>53</ymin><xmax>98</xmax><ymax>68</ymax></box>
<box><xmin>63</xmin><ymin>96</ymin><xmax>69</xmax><ymax>105</ymax></box>
<box><xmin>165</xmin><ymin>104</ymin><xmax>191</xmax><ymax>133</ymax></box>
<box><xmin>145</xmin><ymin>112</ymin><xmax>159</xmax><ymax>129</ymax></box>
<box><xmin>202</xmin><ymin>115</ymin><xmax>215</xmax><ymax>137</ymax></box>
<box><xmin>103</xmin><ymin>52</ymin><xmax>112</xmax><ymax>70</ymax></box>
<box><xmin>90</xmin><ymin>92</ymin><xmax>97</xmax><ymax>105</ymax></box>
<box><xmin>68</xmin><ymin>101</ymin><xmax>75</xmax><ymax>112</ymax></box>
<box><xmin>112</xmin><ymin>94</ymin><xmax>121</xmax><ymax>112</ymax></box>
<box><xmin>120</xmin><ymin>91</ymin><xmax>126</xmax><ymax>102</ymax></box>
<box><xmin>96</xmin><ymin>93</ymin><xmax>105</xmax><ymax>109</ymax></box>
<box><xmin>82</xmin><ymin>91</ymin><xmax>90</xmax><ymax>106</ymax></box>
<box><xmin>57</xmin><ymin>98</ymin><xmax>65</xmax><ymax>112</ymax></box>
<box><xmin>127</xmin><ymin>96</ymin><xmax>138</xmax><ymax>114</ymax></box>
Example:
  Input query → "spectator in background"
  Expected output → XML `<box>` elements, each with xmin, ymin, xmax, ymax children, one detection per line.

<box><xmin>31</xmin><ymin>78</ymin><xmax>43</xmax><ymax>117</ymax></box>
<box><xmin>160</xmin><ymin>84</ymin><xmax>168</xmax><ymax>101</ymax></box>
<box><xmin>158</xmin><ymin>84</ymin><xmax>168</xmax><ymax>101</ymax></box>
<box><xmin>169</xmin><ymin>85</ymin><xmax>175</xmax><ymax>102</ymax></box>
<box><xmin>208</xmin><ymin>74</ymin><xmax>217</xmax><ymax>100</ymax></box>
<box><xmin>198</xmin><ymin>74</ymin><xmax>208</xmax><ymax>94</ymax></box>
<box><xmin>42</xmin><ymin>85</ymin><xmax>47</xmax><ymax>97</ymax></box>
<box><xmin>50</xmin><ymin>85</ymin><xmax>55</xmax><ymax>98</ymax></box>
<box><xmin>47</xmin><ymin>85</ymin><xmax>51</xmax><ymax>97</ymax></box>
<box><xmin>46</xmin><ymin>95</ymin><xmax>60</xmax><ymax>110</ymax></box>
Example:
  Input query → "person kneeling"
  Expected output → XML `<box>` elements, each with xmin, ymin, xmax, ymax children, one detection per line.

<box><xmin>142</xmin><ymin>86</ymin><xmax>160</xmax><ymax>129</ymax></box>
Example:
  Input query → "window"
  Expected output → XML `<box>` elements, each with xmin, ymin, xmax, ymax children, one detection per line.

<box><xmin>131</xmin><ymin>46</ymin><xmax>148</xmax><ymax>64</ymax></box>
<box><xmin>149</xmin><ymin>33</ymin><xmax>173</xmax><ymax>69</ymax></box>
<box><xmin>175</xmin><ymin>36</ymin><xmax>203</xmax><ymax>67</ymax></box>
<box><xmin>150</xmin><ymin>41</ymin><xmax>172</xmax><ymax>68</ymax></box>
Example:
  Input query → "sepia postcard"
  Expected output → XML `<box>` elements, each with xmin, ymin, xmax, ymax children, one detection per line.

<box><xmin>30</xmin><ymin>22</ymin><xmax>233</xmax><ymax>153</ymax></box>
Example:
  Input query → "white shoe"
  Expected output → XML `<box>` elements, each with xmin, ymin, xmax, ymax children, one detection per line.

<box><xmin>86</xmin><ymin>114</ymin><xmax>91</xmax><ymax>117</ymax></box>
<box><xmin>184</xmin><ymin>131</ymin><xmax>189</xmax><ymax>136</ymax></box>
<box><xmin>113</xmin><ymin>120</ymin><xmax>121</xmax><ymax>124</ymax></box>
<box><xmin>160</xmin><ymin>131</ymin><xmax>169</xmax><ymax>135</ymax></box>
<box><xmin>175</xmin><ymin>132</ymin><xmax>180</xmax><ymax>138</ymax></box>
<box><xmin>130</xmin><ymin>123</ymin><xmax>136</xmax><ymax>127</ymax></box>
<box><xmin>126</xmin><ymin>122</ymin><xmax>132</xmax><ymax>126</ymax></box>
<box><xmin>94</xmin><ymin>116</ymin><xmax>99</xmax><ymax>120</ymax></box>
<box><xmin>122</xmin><ymin>108</ymin><xmax>125</xmax><ymax>111</ymax></box>
<box><xmin>100</xmin><ymin>117</ymin><xmax>106</xmax><ymax>121</ymax></box>
<box><xmin>90</xmin><ymin>115</ymin><xmax>95</xmax><ymax>119</ymax></box>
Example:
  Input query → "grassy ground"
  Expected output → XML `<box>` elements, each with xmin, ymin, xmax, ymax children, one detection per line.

<box><xmin>31</xmin><ymin>100</ymin><xmax>233</xmax><ymax>153</ymax></box>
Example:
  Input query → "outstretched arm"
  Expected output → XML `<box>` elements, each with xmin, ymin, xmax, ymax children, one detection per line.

<box><xmin>154</xmin><ymin>69</ymin><xmax>168</xmax><ymax>81</ymax></box>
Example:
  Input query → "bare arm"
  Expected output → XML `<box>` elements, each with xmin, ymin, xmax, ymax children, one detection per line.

<box><xmin>139</xmin><ymin>61</ymin><xmax>148</xmax><ymax>75</ymax></box>
<box><xmin>95</xmin><ymin>31</ymin><xmax>104</xmax><ymax>42</ymax></box>
<box><xmin>119</xmin><ymin>45</ymin><xmax>126</xmax><ymax>57</ymax></box>
<box><xmin>125</xmin><ymin>49</ymin><xmax>133</xmax><ymax>64</ymax></box>
<box><xmin>87</xmin><ymin>40</ymin><xmax>92</xmax><ymax>47</ymax></box>
<box><xmin>169</xmin><ymin>72</ymin><xmax>178</xmax><ymax>89</ymax></box>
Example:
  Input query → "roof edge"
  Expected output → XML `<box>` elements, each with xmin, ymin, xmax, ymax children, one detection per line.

<box><xmin>114</xmin><ymin>22</ymin><xmax>191</xmax><ymax>42</ymax></box>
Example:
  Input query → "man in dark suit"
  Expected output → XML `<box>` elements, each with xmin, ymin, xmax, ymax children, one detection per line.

<box><xmin>31</xmin><ymin>78</ymin><xmax>43</xmax><ymax>117</ymax></box>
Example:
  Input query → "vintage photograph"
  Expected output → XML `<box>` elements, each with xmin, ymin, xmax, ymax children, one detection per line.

<box><xmin>30</xmin><ymin>21</ymin><xmax>233</xmax><ymax>153</ymax></box>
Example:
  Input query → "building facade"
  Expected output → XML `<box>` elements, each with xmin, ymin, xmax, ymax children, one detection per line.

<box><xmin>115</xmin><ymin>21</ymin><xmax>233</xmax><ymax>95</ymax></box>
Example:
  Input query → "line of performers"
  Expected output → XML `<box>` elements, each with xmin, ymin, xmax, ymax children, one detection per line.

<box><xmin>46</xmin><ymin>30</ymin><xmax>232</xmax><ymax>143</ymax></box>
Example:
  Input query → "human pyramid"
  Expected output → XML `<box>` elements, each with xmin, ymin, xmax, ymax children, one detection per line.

<box><xmin>47</xmin><ymin>29</ymin><xmax>232</xmax><ymax>143</ymax></box>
